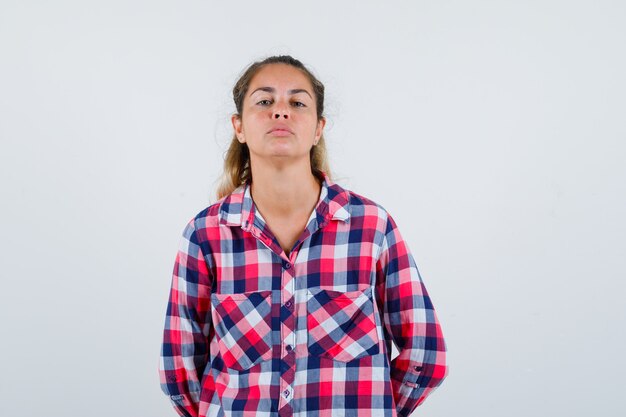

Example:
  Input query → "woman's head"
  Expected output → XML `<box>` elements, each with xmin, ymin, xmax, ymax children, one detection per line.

<box><xmin>215</xmin><ymin>55</ymin><xmax>331</xmax><ymax>200</ymax></box>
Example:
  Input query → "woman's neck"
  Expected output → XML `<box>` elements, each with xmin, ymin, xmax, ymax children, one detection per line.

<box><xmin>249</xmin><ymin>164</ymin><xmax>322</xmax><ymax>219</ymax></box>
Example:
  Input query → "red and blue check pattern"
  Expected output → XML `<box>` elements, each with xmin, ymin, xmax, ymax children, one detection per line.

<box><xmin>159</xmin><ymin>171</ymin><xmax>448</xmax><ymax>417</ymax></box>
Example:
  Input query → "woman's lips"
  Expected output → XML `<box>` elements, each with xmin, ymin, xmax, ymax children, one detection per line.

<box><xmin>269</xmin><ymin>129</ymin><xmax>293</xmax><ymax>137</ymax></box>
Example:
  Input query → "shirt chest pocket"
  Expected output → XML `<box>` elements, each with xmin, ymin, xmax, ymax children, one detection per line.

<box><xmin>210</xmin><ymin>290</ymin><xmax>273</xmax><ymax>371</ymax></box>
<box><xmin>306</xmin><ymin>286</ymin><xmax>380</xmax><ymax>362</ymax></box>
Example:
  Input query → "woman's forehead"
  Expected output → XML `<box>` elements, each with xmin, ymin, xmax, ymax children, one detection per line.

<box><xmin>248</xmin><ymin>64</ymin><xmax>312</xmax><ymax>93</ymax></box>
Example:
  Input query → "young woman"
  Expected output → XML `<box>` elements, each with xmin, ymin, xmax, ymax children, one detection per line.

<box><xmin>159</xmin><ymin>55</ymin><xmax>448</xmax><ymax>417</ymax></box>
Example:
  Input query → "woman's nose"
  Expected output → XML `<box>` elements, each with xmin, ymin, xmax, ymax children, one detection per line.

<box><xmin>272</xmin><ymin>102</ymin><xmax>289</xmax><ymax>119</ymax></box>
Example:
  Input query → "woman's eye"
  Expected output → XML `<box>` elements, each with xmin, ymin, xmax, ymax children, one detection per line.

<box><xmin>256</xmin><ymin>99</ymin><xmax>305</xmax><ymax>107</ymax></box>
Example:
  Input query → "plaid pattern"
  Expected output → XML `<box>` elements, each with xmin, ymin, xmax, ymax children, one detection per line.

<box><xmin>307</xmin><ymin>286</ymin><xmax>380</xmax><ymax>362</ymax></box>
<box><xmin>211</xmin><ymin>290</ymin><xmax>274</xmax><ymax>371</ymax></box>
<box><xmin>159</xmin><ymin>171</ymin><xmax>448</xmax><ymax>417</ymax></box>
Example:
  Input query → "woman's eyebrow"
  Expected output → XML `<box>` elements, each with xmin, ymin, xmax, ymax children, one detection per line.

<box><xmin>249</xmin><ymin>86</ymin><xmax>312</xmax><ymax>99</ymax></box>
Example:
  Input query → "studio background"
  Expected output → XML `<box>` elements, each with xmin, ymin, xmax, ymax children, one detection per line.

<box><xmin>1</xmin><ymin>1</ymin><xmax>624</xmax><ymax>416</ymax></box>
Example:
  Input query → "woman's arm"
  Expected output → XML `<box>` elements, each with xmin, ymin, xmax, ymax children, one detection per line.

<box><xmin>375</xmin><ymin>212</ymin><xmax>449</xmax><ymax>417</ymax></box>
<box><xmin>159</xmin><ymin>218</ymin><xmax>213</xmax><ymax>417</ymax></box>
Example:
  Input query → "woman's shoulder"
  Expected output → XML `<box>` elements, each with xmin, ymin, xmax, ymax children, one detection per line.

<box><xmin>346</xmin><ymin>188</ymin><xmax>382</xmax><ymax>208</ymax></box>
<box><xmin>340</xmin><ymin>185</ymin><xmax>392</xmax><ymax>224</ymax></box>
<box><xmin>181</xmin><ymin>194</ymin><xmax>232</xmax><ymax>232</ymax></box>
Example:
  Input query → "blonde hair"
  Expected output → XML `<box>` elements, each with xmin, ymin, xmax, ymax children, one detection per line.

<box><xmin>215</xmin><ymin>55</ymin><xmax>332</xmax><ymax>200</ymax></box>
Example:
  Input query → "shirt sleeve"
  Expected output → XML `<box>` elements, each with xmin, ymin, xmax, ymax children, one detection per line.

<box><xmin>159</xmin><ymin>218</ymin><xmax>213</xmax><ymax>417</ymax></box>
<box><xmin>375</xmin><ymin>212</ymin><xmax>448</xmax><ymax>417</ymax></box>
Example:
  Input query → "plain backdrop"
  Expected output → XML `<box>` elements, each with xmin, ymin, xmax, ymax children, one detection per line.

<box><xmin>1</xmin><ymin>1</ymin><xmax>624</xmax><ymax>416</ymax></box>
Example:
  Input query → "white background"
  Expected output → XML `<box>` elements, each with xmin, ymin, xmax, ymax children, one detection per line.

<box><xmin>1</xmin><ymin>1</ymin><xmax>624</xmax><ymax>416</ymax></box>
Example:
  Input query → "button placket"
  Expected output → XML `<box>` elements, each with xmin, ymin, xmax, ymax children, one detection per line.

<box><xmin>279</xmin><ymin>257</ymin><xmax>296</xmax><ymax>410</ymax></box>
<box><xmin>284</xmin><ymin>294</ymin><xmax>296</xmax><ymax>356</ymax></box>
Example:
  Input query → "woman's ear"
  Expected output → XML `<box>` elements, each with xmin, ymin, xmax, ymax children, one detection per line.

<box><xmin>231</xmin><ymin>114</ymin><xmax>245</xmax><ymax>143</ymax></box>
<box><xmin>314</xmin><ymin>117</ymin><xmax>326</xmax><ymax>142</ymax></box>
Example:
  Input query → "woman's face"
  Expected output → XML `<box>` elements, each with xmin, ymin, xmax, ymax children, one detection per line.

<box><xmin>232</xmin><ymin>63</ymin><xmax>325</xmax><ymax>165</ymax></box>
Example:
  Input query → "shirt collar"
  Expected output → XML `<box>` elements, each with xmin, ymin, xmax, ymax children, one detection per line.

<box><xmin>218</xmin><ymin>171</ymin><xmax>350</xmax><ymax>230</ymax></box>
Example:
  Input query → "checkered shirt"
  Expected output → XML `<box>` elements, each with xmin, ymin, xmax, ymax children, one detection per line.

<box><xmin>158</xmin><ymin>171</ymin><xmax>448</xmax><ymax>417</ymax></box>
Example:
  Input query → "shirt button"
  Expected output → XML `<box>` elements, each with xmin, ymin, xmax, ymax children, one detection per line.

<box><xmin>285</xmin><ymin>300</ymin><xmax>292</xmax><ymax>308</ymax></box>
<box><xmin>414</xmin><ymin>365</ymin><xmax>423</xmax><ymax>371</ymax></box>
<box><xmin>283</xmin><ymin>389</ymin><xmax>290</xmax><ymax>397</ymax></box>
<box><xmin>286</xmin><ymin>344</ymin><xmax>293</xmax><ymax>352</ymax></box>
<box><xmin>284</xmin><ymin>262</ymin><xmax>291</xmax><ymax>269</ymax></box>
